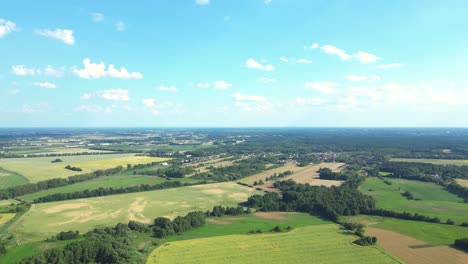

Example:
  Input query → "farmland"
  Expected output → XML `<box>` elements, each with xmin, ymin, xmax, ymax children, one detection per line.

<box><xmin>9</xmin><ymin>182</ymin><xmax>262</xmax><ymax>243</ymax></box>
<box><xmin>456</xmin><ymin>179</ymin><xmax>468</xmax><ymax>187</ymax></box>
<box><xmin>360</xmin><ymin>177</ymin><xmax>468</xmax><ymax>223</ymax></box>
<box><xmin>147</xmin><ymin>224</ymin><xmax>400</xmax><ymax>264</ymax></box>
<box><xmin>390</xmin><ymin>158</ymin><xmax>468</xmax><ymax>166</ymax></box>
<box><xmin>0</xmin><ymin>168</ymin><xmax>29</xmax><ymax>188</ymax></box>
<box><xmin>0</xmin><ymin>154</ymin><xmax>169</xmax><ymax>183</ymax></box>
<box><xmin>240</xmin><ymin>162</ymin><xmax>344</xmax><ymax>192</ymax></box>
<box><xmin>341</xmin><ymin>215</ymin><xmax>468</xmax><ymax>246</ymax></box>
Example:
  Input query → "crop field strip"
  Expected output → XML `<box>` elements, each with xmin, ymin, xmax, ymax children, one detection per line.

<box><xmin>365</xmin><ymin>227</ymin><xmax>468</xmax><ymax>264</ymax></box>
<box><xmin>0</xmin><ymin>154</ymin><xmax>169</xmax><ymax>183</ymax></box>
<box><xmin>390</xmin><ymin>158</ymin><xmax>468</xmax><ymax>166</ymax></box>
<box><xmin>147</xmin><ymin>224</ymin><xmax>401</xmax><ymax>264</ymax></box>
<box><xmin>9</xmin><ymin>182</ymin><xmax>262</xmax><ymax>243</ymax></box>
<box><xmin>241</xmin><ymin>162</ymin><xmax>344</xmax><ymax>192</ymax></box>
<box><xmin>360</xmin><ymin>177</ymin><xmax>468</xmax><ymax>224</ymax></box>
<box><xmin>0</xmin><ymin>167</ymin><xmax>29</xmax><ymax>189</ymax></box>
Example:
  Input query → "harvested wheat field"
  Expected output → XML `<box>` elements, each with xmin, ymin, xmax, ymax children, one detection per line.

<box><xmin>366</xmin><ymin>227</ymin><xmax>468</xmax><ymax>264</ymax></box>
<box><xmin>455</xmin><ymin>179</ymin><xmax>468</xmax><ymax>188</ymax></box>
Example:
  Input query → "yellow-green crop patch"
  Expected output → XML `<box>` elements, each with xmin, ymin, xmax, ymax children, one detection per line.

<box><xmin>147</xmin><ymin>224</ymin><xmax>400</xmax><ymax>264</ymax></box>
<box><xmin>0</xmin><ymin>154</ymin><xmax>169</xmax><ymax>183</ymax></box>
<box><xmin>390</xmin><ymin>158</ymin><xmax>468</xmax><ymax>166</ymax></box>
<box><xmin>9</xmin><ymin>182</ymin><xmax>262</xmax><ymax>243</ymax></box>
<box><xmin>0</xmin><ymin>213</ymin><xmax>15</xmax><ymax>226</ymax></box>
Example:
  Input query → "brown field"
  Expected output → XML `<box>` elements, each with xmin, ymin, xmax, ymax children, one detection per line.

<box><xmin>366</xmin><ymin>227</ymin><xmax>468</xmax><ymax>264</ymax></box>
<box><xmin>242</xmin><ymin>162</ymin><xmax>345</xmax><ymax>192</ymax></box>
<box><xmin>254</xmin><ymin>212</ymin><xmax>295</xmax><ymax>221</ymax></box>
<box><xmin>455</xmin><ymin>179</ymin><xmax>468</xmax><ymax>188</ymax></box>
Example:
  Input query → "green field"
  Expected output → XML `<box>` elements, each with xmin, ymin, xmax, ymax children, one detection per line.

<box><xmin>360</xmin><ymin>177</ymin><xmax>468</xmax><ymax>223</ymax></box>
<box><xmin>147</xmin><ymin>224</ymin><xmax>400</xmax><ymax>264</ymax></box>
<box><xmin>0</xmin><ymin>213</ymin><xmax>15</xmax><ymax>226</ymax></box>
<box><xmin>3</xmin><ymin>146</ymin><xmax>112</xmax><ymax>156</ymax></box>
<box><xmin>390</xmin><ymin>158</ymin><xmax>468</xmax><ymax>166</ymax></box>
<box><xmin>9</xmin><ymin>182</ymin><xmax>262</xmax><ymax>243</ymax></box>
<box><xmin>0</xmin><ymin>168</ymin><xmax>29</xmax><ymax>188</ymax></box>
<box><xmin>94</xmin><ymin>143</ymin><xmax>212</xmax><ymax>153</ymax></box>
<box><xmin>0</xmin><ymin>154</ymin><xmax>169</xmax><ymax>183</ymax></box>
<box><xmin>20</xmin><ymin>170</ymin><xmax>203</xmax><ymax>202</ymax></box>
<box><xmin>342</xmin><ymin>215</ymin><xmax>468</xmax><ymax>246</ymax></box>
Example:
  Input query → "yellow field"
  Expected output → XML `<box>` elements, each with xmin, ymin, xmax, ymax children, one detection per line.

<box><xmin>455</xmin><ymin>179</ymin><xmax>468</xmax><ymax>187</ymax></box>
<box><xmin>0</xmin><ymin>213</ymin><xmax>15</xmax><ymax>227</ymax></box>
<box><xmin>241</xmin><ymin>163</ymin><xmax>344</xmax><ymax>192</ymax></box>
<box><xmin>0</xmin><ymin>154</ymin><xmax>169</xmax><ymax>183</ymax></box>
<box><xmin>188</xmin><ymin>158</ymin><xmax>235</xmax><ymax>175</ymax></box>
<box><xmin>390</xmin><ymin>158</ymin><xmax>468</xmax><ymax>166</ymax></box>
<box><xmin>147</xmin><ymin>224</ymin><xmax>400</xmax><ymax>264</ymax></box>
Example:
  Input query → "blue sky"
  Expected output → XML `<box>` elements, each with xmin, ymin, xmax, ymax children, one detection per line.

<box><xmin>1</xmin><ymin>0</ymin><xmax>467</xmax><ymax>127</ymax></box>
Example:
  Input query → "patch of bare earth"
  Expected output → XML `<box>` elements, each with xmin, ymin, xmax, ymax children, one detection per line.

<box><xmin>207</xmin><ymin>218</ymin><xmax>232</xmax><ymax>225</ymax></box>
<box><xmin>254</xmin><ymin>212</ymin><xmax>295</xmax><ymax>221</ymax></box>
<box><xmin>366</xmin><ymin>227</ymin><xmax>468</xmax><ymax>264</ymax></box>
<box><xmin>455</xmin><ymin>179</ymin><xmax>468</xmax><ymax>188</ymax></box>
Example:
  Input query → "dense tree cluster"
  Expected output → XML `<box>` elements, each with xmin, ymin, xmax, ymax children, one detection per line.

<box><xmin>20</xmin><ymin>223</ymin><xmax>139</xmax><ymax>264</ymax></box>
<box><xmin>65</xmin><ymin>165</ymin><xmax>82</xmax><ymax>172</ymax></box>
<box><xmin>454</xmin><ymin>238</ymin><xmax>468</xmax><ymax>251</ymax></box>
<box><xmin>56</xmin><ymin>231</ymin><xmax>80</xmax><ymax>241</ymax></box>
<box><xmin>318</xmin><ymin>168</ymin><xmax>347</xmax><ymax>180</ymax></box>
<box><xmin>0</xmin><ymin>166</ymin><xmax>125</xmax><ymax>199</ymax></box>
<box><xmin>153</xmin><ymin>211</ymin><xmax>206</xmax><ymax>238</ymax></box>
<box><xmin>139</xmin><ymin>166</ymin><xmax>195</xmax><ymax>178</ymax></box>
<box><xmin>366</xmin><ymin>208</ymin><xmax>445</xmax><ymax>224</ymax></box>
<box><xmin>246</xmin><ymin>179</ymin><xmax>375</xmax><ymax>221</ymax></box>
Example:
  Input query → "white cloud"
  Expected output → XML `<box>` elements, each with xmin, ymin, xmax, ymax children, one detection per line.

<box><xmin>213</xmin><ymin>80</ymin><xmax>232</xmax><ymax>90</ymax></box>
<box><xmin>73</xmin><ymin>58</ymin><xmax>142</xmax><ymax>79</ymax></box>
<box><xmin>280</xmin><ymin>57</ymin><xmax>289</xmax><ymax>63</ymax></box>
<box><xmin>245</xmin><ymin>58</ymin><xmax>275</xmax><ymax>71</ymax></box>
<box><xmin>290</xmin><ymin>97</ymin><xmax>328</xmax><ymax>106</ymax></box>
<box><xmin>81</xmin><ymin>93</ymin><xmax>92</xmax><ymax>100</ymax></box>
<box><xmin>233</xmin><ymin>92</ymin><xmax>272</xmax><ymax>112</ymax></box>
<box><xmin>91</xmin><ymin>13</ymin><xmax>104</xmax><ymax>22</ymax></box>
<box><xmin>115</xmin><ymin>21</ymin><xmax>126</xmax><ymax>31</ymax></box>
<box><xmin>233</xmin><ymin>92</ymin><xmax>267</xmax><ymax>103</ymax></box>
<box><xmin>108</xmin><ymin>64</ymin><xmax>143</xmax><ymax>79</ymax></box>
<box><xmin>100</xmin><ymin>89</ymin><xmax>130</xmax><ymax>101</ymax></box>
<box><xmin>317</xmin><ymin>44</ymin><xmax>380</xmax><ymax>63</ymax></box>
<box><xmin>35</xmin><ymin>28</ymin><xmax>75</xmax><ymax>45</ymax></box>
<box><xmin>82</xmin><ymin>89</ymin><xmax>130</xmax><ymax>101</ymax></box>
<box><xmin>345</xmin><ymin>75</ymin><xmax>380</xmax><ymax>82</ymax></box>
<box><xmin>33</xmin><ymin>82</ymin><xmax>56</xmax><ymax>89</ymax></box>
<box><xmin>0</xmin><ymin>18</ymin><xmax>16</xmax><ymax>38</ymax></box>
<box><xmin>321</xmin><ymin>45</ymin><xmax>352</xmax><ymax>60</ymax></box>
<box><xmin>338</xmin><ymin>96</ymin><xmax>359</xmax><ymax>105</ymax></box>
<box><xmin>43</xmin><ymin>65</ymin><xmax>64</xmax><ymax>77</ymax></box>
<box><xmin>257</xmin><ymin>77</ymin><xmax>276</xmax><ymax>84</ymax></box>
<box><xmin>11</xmin><ymin>65</ymin><xmax>36</xmax><ymax>76</ymax></box>
<box><xmin>12</xmin><ymin>65</ymin><xmax>64</xmax><ymax>77</ymax></box>
<box><xmin>21</xmin><ymin>102</ymin><xmax>49</xmax><ymax>114</ymax></box>
<box><xmin>296</xmin><ymin>58</ymin><xmax>312</xmax><ymax>64</ymax></box>
<box><xmin>196</xmin><ymin>82</ymin><xmax>211</xmax><ymax>88</ymax></box>
<box><xmin>142</xmin><ymin>98</ymin><xmax>159</xmax><ymax>115</ymax></box>
<box><xmin>195</xmin><ymin>0</ymin><xmax>210</xmax><ymax>5</ymax></box>
<box><xmin>377</xmin><ymin>63</ymin><xmax>402</xmax><ymax>69</ymax></box>
<box><xmin>76</xmin><ymin>104</ymin><xmax>112</xmax><ymax>114</ymax></box>
<box><xmin>159</xmin><ymin>85</ymin><xmax>177</xmax><ymax>92</ymax></box>
<box><xmin>354</xmin><ymin>51</ymin><xmax>380</xmax><ymax>63</ymax></box>
<box><xmin>305</xmin><ymin>81</ymin><xmax>339</xmax><ymax>94</ymax></box>
<box><xmin>9</xmin><ymin>89</ymin><xmax>20</xmax><ymax>95</ymax></box>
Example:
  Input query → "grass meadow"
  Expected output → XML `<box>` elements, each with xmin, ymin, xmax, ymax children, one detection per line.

<box><xmin>360</xmin><ymin>177</ymin><xmax>468</xmax><ymax>224</ymax></box>
<box><xmin>0</xmin><ymin>168</ymin><xmax>29</xmax><ymax>189</ymax></box>
<box><xmin>147</xmin><ymin>224</ymin><xmax>400</xmax><ymax>264</ymax></box>
<box><xmin>9</xmin><ymin>182</ymin><xmax>262</xmax><ymax>243</ymax></box>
